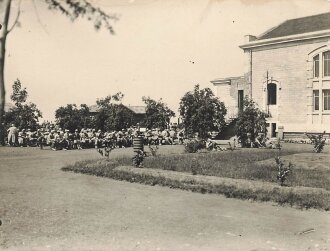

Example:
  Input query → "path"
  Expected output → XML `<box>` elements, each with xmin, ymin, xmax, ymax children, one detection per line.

<box><xmin>0</xmin><ymin>147</ymin><xmax>329</xmax><ymax>250</ymax></box>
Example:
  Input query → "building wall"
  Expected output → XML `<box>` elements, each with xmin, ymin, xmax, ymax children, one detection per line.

<box><xmin>214</xmin><ymin>77</ymin><xmax>249</xmax><ymax>120</ymax></box>
<box><xmin>249</xmin><ymin>36</ymin><xmax>330</xmax><ymax>134</ymax></box>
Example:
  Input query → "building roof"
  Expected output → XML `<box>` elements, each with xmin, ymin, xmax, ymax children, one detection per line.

<box><xmin>89</xmin><ymin>104</ymin><xmax>99</xmax><ymax>113</ymax></box>
<box><xmin>211</xmin><ymin>76</ymin><xmax>244</xmax><ymax>85</ymax></box>
<box><xmin>126</xmin><ymin>106</ymin><xmax>146</xmax><ymax>114</ymax></box>
<box><xmin>88</xmin><ymin>104</ymin><xmax>146</xmax><ymax>114</ymax></box>
<box><xmin>258</xmin><ymin>12</ymin><xmax>330</xmax><ymax>40</ymax></box>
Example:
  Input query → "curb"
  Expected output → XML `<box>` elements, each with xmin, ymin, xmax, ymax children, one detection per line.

<box><xmin>112</xmin><ymin>166</ymin><xmax>330</xmax><ymax>210</ymax></box>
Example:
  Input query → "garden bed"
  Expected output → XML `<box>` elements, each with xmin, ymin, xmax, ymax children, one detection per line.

<box><xmin>62</xmin><ymin>146</ymin><xmax>330</xmax><ymax>210</ymax></box>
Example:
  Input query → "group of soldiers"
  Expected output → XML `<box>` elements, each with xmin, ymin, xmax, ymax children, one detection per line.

<box><xmin>5</xmin><ymin>123</ymin><xmax>185</xmax><ymax>151</ymax></box>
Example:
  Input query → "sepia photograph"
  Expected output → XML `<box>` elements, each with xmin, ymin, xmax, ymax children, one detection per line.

<box><xmin>0</xmin><ymin>0</ymin><xmax>330</xmax><ymax>250</ymax></box>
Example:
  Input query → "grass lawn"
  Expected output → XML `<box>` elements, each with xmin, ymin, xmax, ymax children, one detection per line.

<box><xmin>62</xmin><ymin>143</ymin><xmax>330</xmax><ymax>210</ymax></box>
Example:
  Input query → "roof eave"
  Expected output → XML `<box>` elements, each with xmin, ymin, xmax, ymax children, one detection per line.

<box><xmin>239</xmin><ymin>29</ymin><xmax>330</xmax><ymax>50</ymax></box>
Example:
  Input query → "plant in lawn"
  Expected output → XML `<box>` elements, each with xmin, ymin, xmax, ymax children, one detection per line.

<box><xmin>275</xmin><ymin>156</ymin><xmax>292</xmax><ymax>186</ymax></box>
<box><xmin>190</xmin><ymin>157</ymin><xmax>199</xmax><ymax>175</ymax></box>
<box><xmin>97</xmin><ymin>145</ymin><xmax>115</xmax><ymax>158</ymax></box>
<box><xmin>149</xmin><ymin>145</ymin><xmax>159</xmax><ymax>157</ymax></box>
<box><xmin>306</xmin><ymin>131</ymin><xmax>326</xmax><ymax>153</ymax></box>
<box><xmin>132</xmin><ymin>150</ymin><xmax>145</xmax><ymax>167</ymax></box>
<box><xmin>184</xmin><ymin>139</ymin><xmax>206</xmax><ymax>153</ymax></box>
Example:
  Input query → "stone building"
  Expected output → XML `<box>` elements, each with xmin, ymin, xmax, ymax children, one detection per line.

<box><xmin>212</xmin><ymin>12</ymin><xmax>330</xmax><ymax>139</ymax></box>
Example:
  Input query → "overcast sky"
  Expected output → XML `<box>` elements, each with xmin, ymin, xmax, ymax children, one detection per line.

<box><xmin>5</xmin><ymin>0</ymin><xmax>330</xmax><ymax>121</ymax></box>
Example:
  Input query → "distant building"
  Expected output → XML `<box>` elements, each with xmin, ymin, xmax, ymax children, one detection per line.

<box><xmin>88</xmin><ymin>104</ymin><xmax>146</xmax><ymax>126</ymax></box>
<box><xmin>212</xmin><ymin>12</ymin><xmax>330</xmax><ymax>139</ymax></box>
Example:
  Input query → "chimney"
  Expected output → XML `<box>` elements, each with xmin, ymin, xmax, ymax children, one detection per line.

<box><xmin>244</xmin><ymin>35</ymin><xmax>257</xmax><ymax>43</ymax></box>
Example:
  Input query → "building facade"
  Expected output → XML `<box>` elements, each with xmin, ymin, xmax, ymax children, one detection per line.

<box><xmin>212</xmin><ymin>12</ymin><xmax>330</xmax><ymax>138</ymax></box>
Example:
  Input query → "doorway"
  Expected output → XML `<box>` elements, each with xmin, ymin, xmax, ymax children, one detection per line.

<box><xmin>271</xmin><ymin>123</ymin><xmax>277</xmax><ymax>138</ymax></box>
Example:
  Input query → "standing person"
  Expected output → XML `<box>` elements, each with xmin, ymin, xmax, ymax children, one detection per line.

<box><xmin>169</xmin><ymin>128</ymin><xmax>176</xmax><ymax>145</ymax></box>
<box><xmin>178</xmin><ymin>129</ymin><xmax>184</xmax><ymax>145</ymax></box>
<box><xmin>36</xmin><ymin>129</ymin><xmax>45</xmax><ymax>149</ymax></box>
<box><xmin>73</xmin><ymin>129</ymin><xmax>81</xmax><ymax>149</ymax></box>
<box><xmin>7</xmin><ymin>124</ymin><xmax>18</xmax><ymax>146</ymax></box>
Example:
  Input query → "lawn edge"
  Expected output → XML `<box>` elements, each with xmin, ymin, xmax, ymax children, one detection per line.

<box><xmin>62</xmin><ymin>164</ymin><xmax>330</xmax><ymax>211</ymax></box>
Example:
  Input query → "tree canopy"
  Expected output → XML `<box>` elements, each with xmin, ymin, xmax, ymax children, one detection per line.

<box><xmin>55</xmin><ymin>104</ymin><xmax>91</xmax><ymax>132</ymax></box>
<box><xmin>93</xmin><ymin>93</ymin><xmax>135</xmax><ymax>131</ymax></box>
<box><xmin>142</xmin><ymin>96</ymin><xmax>175</xmax><ymax>130</ymax></box>
<box><xmin>3</xmin><ymin>79</ymin><xmax>42</xmax><ymax>130</ymax></box>
<box><xmin>179</xmin><ymin>84</ymin><xmax>227</xmax><ymax>139</ymax></box>
<box><xmin>235</xmin><ymin>97</ymin><xmax>267</xmax><ymax>146</ymax></box>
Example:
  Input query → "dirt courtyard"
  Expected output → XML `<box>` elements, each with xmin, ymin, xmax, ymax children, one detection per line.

<box><xmin>0</xmin><ymin>146</ymin><xmax>329</xmax><ymax>251</ymax></box>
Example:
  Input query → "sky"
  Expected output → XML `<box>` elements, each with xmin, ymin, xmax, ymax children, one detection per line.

<box><xmin>4</xmin><ymin>0</ymin><xmax>330</xmax><ymax>121</ymax></box>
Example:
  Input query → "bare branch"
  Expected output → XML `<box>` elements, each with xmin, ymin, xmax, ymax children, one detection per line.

<box><xmin>32</xmin><ymin>0</ymin><xmax>49</xmax><ymax>34</ymax></box>
<box><xmin>7</xmin><ymin>0</ymin><xmax>22</xmax><ymax>35</ymax></box>
<box><xmin>44</xmin><ymin>0</ymin><xmax>119</xmax><ymax>34</ymax></box>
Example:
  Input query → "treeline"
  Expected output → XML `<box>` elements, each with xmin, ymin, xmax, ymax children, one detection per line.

<box><xmin>1</xmin><ymin>79</ymin><xmax>235</xmax><ymax>143</ymax></box>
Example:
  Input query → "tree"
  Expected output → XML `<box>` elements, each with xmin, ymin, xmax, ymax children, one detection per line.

<box><xmin>3</xmin><ymin>79</ymin><xmax>42</xmax><ymax>130</ymax></box>
<box><xmin>0</xmin><ymin>0</ymin><xmax>118</xmax><ymax>131</ymax></box>
<box><xmin>94</xmin><ymin>93</ymin><xmax>135</xmax><ymax>131</ymax></box>
<box><xmin>55</xmin><ymin>103</ymin><xmax>92</xmax><ymax>132</ymax></box>
<box><xmin>142</xmin><ymin>96</ymin><xmax>175</xmax><ymax>129</ymax></box>
<box><xmin>179</xmin><ymin>84</ymin><xmax>227</xmax><ymax>139</ymax></box>
<box><xmin>235</xmin><ymin>97</ymin><xmax>267</xmax><ymax>147</ymax></box>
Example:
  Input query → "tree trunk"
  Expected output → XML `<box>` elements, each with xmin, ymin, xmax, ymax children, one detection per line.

<box><xmin>0</xmin><ymin>0</ymin><xmax>11</xmax><ymax>128</ymax></box>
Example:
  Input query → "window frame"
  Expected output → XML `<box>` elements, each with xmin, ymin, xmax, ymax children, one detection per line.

<box><xmin>313</xmin><ymin>90</ymin><xmax>319</xmax><ymax>111</ymax></box>
<box><xmin>323</xmin><ymin>90</ymin><xmax>330</xmax><ymax>111</ymax></box>
<box><xmin>323</xmin><ymin>51</ymin><xmax>330</xmax><ymax>77</ymax></box>
<box><xmin>313</xmin><ymin>54</ymin><xmax>320</xmax><ymax>78</ymax></box>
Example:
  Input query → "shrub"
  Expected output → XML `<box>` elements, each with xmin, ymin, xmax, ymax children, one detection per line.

<box><xmin>235</xmin><ymin>98</ymin><xmax>267</xmax><ymax>147</ymax></box>
<box><xmin>132</xmin><ymin>150</ymin><xmax>145</xmax><ymax>167</ymax></box>
<box><xmin>184</xmin><ymin>139</ymin><xmax>206</xmax><ymax>153</ymax></box>
<box><xmin>275</xmin><ymin>156</ymin><xmax>292</xmax><ymax>186</ymax></box>
<box><xmin>306</xmin><ymin>132</ymin><xmax>326</xmax><ymax>153</ymax></box>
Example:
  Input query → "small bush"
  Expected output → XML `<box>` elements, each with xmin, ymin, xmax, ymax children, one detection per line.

<box><xmin>184</xmin><ymin>139</ymin><xmax>206</xmax><ymax>153</ymax></box>
<box><xmin>275</xmin><ymin>156</ymin><xmax>292</xmax><ymax>186</ymax></box>
<box><xmin>132</xmin><ymin>150</ymin><xmax>145</xmax><ymax>167</ymax></box>
<box><xmin>306</xmin><ymin>132</ymin><xmax>326</xmax><ymax>153</ymax></box>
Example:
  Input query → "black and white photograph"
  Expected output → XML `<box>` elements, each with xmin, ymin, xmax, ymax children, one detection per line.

<box><xmin>0</xmin><ymin>0</ymin><xmax>329</xmax><ymax>250</ymax></box>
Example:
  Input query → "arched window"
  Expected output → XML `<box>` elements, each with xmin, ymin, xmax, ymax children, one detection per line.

<box><xmin>267</xmin><ymin>83</ymin><xmax>277</xmax><ymax>105</ymax></box>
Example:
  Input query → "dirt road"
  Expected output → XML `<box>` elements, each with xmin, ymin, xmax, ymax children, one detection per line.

<box><xmin>0</xmin><ymin>147</ymin><xmax>329</xmax><ymax>250</ymax></box>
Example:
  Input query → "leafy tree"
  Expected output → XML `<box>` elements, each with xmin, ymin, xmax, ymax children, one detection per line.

<box><xmin>142</xmin><ymin>96</ymin><xmax>175</xmax><ymax>129</ymax></box>
<box><xmin>3</xmin><ymin>79</ymin><xmax>42</xmax><ymax>130</ymax></box>
<box><xmin>94</xmin><ymin>93</ymin><xmax>135</xmax><ymax>131</ymax></box>
<box><xmin>235</xmin><ymin>97</ymin><xmax>267</xmax><ymax>147</ymax></box>
<box><xmin>179</xmin><ymin>84</ymin><xmax>227</xmax><ymax>139</ymax></box>
<box><xmin>0</xmin><ymin>0</ymin><xmax>118</xmax><ymax>131</ymax></box>
<box><xmin>55</xmin><ymin>103</ymin><xmax>92</xmax><ymax>132</ymax></box>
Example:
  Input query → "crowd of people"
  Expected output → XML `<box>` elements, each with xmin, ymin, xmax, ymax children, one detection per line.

<box><xmin>5</xmin><ymin>123</ymin><xmax>185</xmax><ymax>151</ymax></box>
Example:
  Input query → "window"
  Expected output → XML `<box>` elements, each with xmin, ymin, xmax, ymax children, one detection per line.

<box><xmin>313</xmin><ymin>55</ymin><xmax>319</xmax><ymax>78</ymax></box>
<box><xmin>238</xmin><ymin>90</ymin><xmax>244</xmax><ymax>113</ymax></box>
<box><xmin>323</xmin><ymin>90</ymin><xmax>330</xmax><ymax>111</ymax></box>
<box><xmin>324</xmin><ymin>51</ymin><xmax>330</xmax><ymax>77</ymax></box>
<box><xmin>267</xmin><ymin>83</ymin><xmax>277</xmax><ymax>105</ymax></box>
<box><xmin>313</xmin><ymin>90</ymin><xmax>319</xmax><ymax>111</ymax></box>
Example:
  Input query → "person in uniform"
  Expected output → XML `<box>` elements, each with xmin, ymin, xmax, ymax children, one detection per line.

<box><xmin>47</xmin><ymin>130</ymin><xmax>56</xmax><ymax>150</ymax></box>
<box><xmin>18</xmin><ymin>129</ymin><xmax>26</xmax><ymax>147</ymax></box>
<box><xmin>7</xmin><ymin>124</ymin><xmax>18</xmax><ymax>146</ymax></box>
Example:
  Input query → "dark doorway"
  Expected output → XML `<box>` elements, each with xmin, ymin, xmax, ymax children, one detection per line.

<box><xmin>271</xmin><ymin>123</ymin><xmax>277</xmax><ymax>138</ymax></box>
